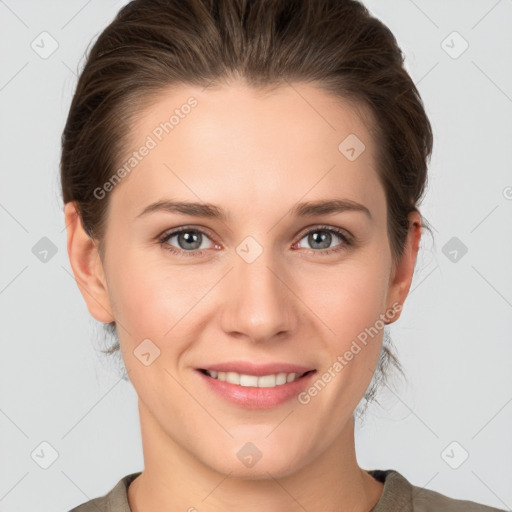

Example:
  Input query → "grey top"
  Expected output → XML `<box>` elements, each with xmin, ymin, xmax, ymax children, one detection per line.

<box><xmin>68</xmin><ymin>469</ymin><xmax>507</xmax><ymax>512</ymax></box>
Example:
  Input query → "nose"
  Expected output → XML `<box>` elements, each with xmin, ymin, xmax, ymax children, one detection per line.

<box><xmin>220</xmin><ymin>243</ymin><xmax>297</xmax><ymax>344</ymax></box>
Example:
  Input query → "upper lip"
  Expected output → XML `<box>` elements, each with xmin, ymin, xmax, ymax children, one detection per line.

<box><xmin>198</xmin><ymin>361</ymin><xmax>315</xmax><ymax>376</ymax></box>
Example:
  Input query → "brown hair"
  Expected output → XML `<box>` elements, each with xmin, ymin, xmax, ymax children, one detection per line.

<box><xmin>60</xmin><ymin>0</ymin><xmax>433</xmax><ymax>417</ymax></box>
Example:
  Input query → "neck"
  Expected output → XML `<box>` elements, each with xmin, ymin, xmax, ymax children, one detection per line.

<box><xmin>128</xmin><ymin>400</ymin><xmax>383</xmax><ymax>512</ymax></box>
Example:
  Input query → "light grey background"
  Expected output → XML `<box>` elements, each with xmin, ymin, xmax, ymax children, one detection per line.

<box><xmin>1</xmin><ymin>1</ymin><xmax>511</xmax><ymax>511</ymax></box>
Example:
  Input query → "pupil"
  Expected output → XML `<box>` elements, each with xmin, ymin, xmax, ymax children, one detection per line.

<box><xmin>179</xmin><ymin>230</ymin><xmax>201</xmax><ymax>250</ymax></box>
<box><xmin>310</xmin><ymin>230</ymin><xmax>331</xmax><ymax>249</ymax></box>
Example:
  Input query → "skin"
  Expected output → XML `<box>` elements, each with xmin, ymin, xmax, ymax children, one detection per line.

<box><xmin>65</xmin><ymin>81</ymin><xmax>421</xmax><ymax>512</ymax></box>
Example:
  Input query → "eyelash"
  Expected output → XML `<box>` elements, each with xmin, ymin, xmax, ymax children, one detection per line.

<box><xmin>157</xmin><ymin>225</ymin><xmax>353</xmax><ymax>258</ymax></box>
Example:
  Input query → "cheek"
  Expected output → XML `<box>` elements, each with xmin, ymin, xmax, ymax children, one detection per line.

<box><xmin>106</xmin><ymin>252</ymin><xmax>212</xmax><ymax>349</ymax></box>
<box><xmin>107</xmin><ymin>247</ymin><xmax>168</xmax><ymax>319</ymax></box>
<box><xmin>108</xmin><ymin>260</ymin><xmax>195</xmax><ymax>396</ymax></box>
<box><xmin>302</xmin><ymin>264</ymin><xmax>390</xmax><ymax>408</ymax></box>
<box><xmin>300</xmin><ymin>256</ymin><xmax>390</xmax><ymax>340</ymax></box>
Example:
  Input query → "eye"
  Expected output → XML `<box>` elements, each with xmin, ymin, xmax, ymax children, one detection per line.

<box><xmin>294</xmin><ymin>225</ymin><xmax>352</xmax><ymax>255</ymax></box>
<box><xmin>158</xmin><ymin>227</ymin><xmax>218</xmax><ymax>257</ymax></box>
<box><xmin>158</xmin><ymin>224</ymin><xmax>352</xmax><ymax>258</ymax></box>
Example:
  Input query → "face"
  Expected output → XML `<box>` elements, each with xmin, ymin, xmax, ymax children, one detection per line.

<box><xmin>67</xmin><ymin>81</ymin><xmax>419</xmax><ymax>479</ymax></box>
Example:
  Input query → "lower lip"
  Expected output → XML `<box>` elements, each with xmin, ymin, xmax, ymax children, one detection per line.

<box><xmin>196</xmin><ymin>370</ymin><xmax>317</xmax><ymax>409</ymax></box>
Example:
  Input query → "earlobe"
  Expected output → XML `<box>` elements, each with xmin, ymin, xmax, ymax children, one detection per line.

<box><xmin>64</xmin><ymin>202</ymin><xmax>115</xmax><ymax>323</ymax></box>
<box><xmin>385</xmin><ymin>210</ymin><xmax>422</xmax><ymax>323</ymax></box>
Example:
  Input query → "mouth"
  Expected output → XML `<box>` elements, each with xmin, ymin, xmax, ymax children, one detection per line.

<box><xmin>198</xmin><ymin>368</ymin><xmax>316</xmax><ymax>388</ymax></box>
<box><xmin>195</xmin><ymin>363</ymin><xmax>317</xmax><ymax>409</ymax></box>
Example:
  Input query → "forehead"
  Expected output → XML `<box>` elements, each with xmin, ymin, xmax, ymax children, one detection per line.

<box><xmin>112</xmin><ymin>81</ymin><xmax>383</xmax><ymax>215</ymax></box>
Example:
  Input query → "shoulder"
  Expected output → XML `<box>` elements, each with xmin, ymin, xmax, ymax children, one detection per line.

<box><xmin>369</xmin><ymin>469</ymin><xmax>507</xmax><ymax>512</ymax></box>
<box><xmin>67</xmin><ymin>472</ymin><xmax>141</xmax><ymax>512</ymax></box>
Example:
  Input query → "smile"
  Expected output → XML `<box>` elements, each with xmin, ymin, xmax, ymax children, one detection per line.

<box><xmin>200</xmin><ymin>369</ymin><xmax>312</xmax><ymax>388</ymax></box>
<box><xmin>196</xmin><ymin>366</ymin><xmax>317</xmax><ymax>409</ymax></box>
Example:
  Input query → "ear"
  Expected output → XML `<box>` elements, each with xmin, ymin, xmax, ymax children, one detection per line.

<box><xmin>64</xmin><ymin>201</ymin><xmax>114</xmax><ymax>323</ymax></box>
<box><xmin>385</xmin><ymin>210</ymin><xmax>422</xmax><ymax>323</ymax></box>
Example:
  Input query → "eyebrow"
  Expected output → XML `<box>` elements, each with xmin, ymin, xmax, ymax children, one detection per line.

<box><xmin>135</xmin><ymin>198</ymin><xmax>372</xmax><ymax>221</ymax></box>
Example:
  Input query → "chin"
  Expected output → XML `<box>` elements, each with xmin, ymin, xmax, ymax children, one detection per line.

<box><xmin>213</xmin><ymin>457</ymin><xmax>302</xmax><ymax>481</ymax></box>
<box><xmin>198</xmin><ymin>439</ymin><xmax>310</xmax><ymax>481</ymax></box>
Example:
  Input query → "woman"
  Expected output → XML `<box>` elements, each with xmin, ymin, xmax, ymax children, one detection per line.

<box><xmin>61</xmin><ymin>0</ymin><xmax>506</xmax><ymax>510</ymax></box>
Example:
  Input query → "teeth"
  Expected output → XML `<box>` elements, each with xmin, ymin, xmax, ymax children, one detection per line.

<box><xmin>275</xmin><ymin>373</ymin><xmax>287</xmax><ymax>385</ymax></box>
<box><xmin>258</xmin><ymin>374</ymin><xmax>276</xmax><ymax>387</ymax></box>
<box><xmin>225</xmin><ymin>372</ymin><xmax>239</xmax><ymax>385</ymax></box>
<box><xmin>240</xmin><ymin>374</ymin><xmax>258</xmax><ymax>387</ymax></box>
<box><xmin>205</xmin><ymin>370</ymin><xmax>304</xmax><ymax>387</ymax></box>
